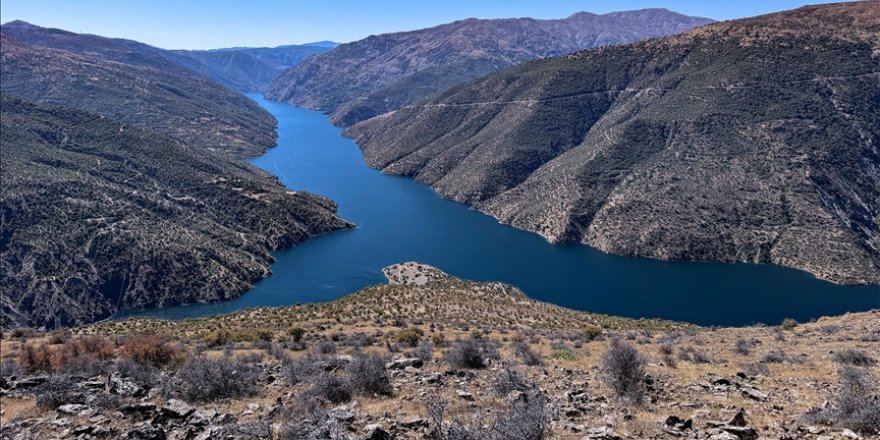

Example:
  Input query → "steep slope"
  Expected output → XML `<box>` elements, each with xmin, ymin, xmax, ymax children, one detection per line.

<box><xmin>347</xmin><ymin>2</ymin><xmax>880</xmax><ymax>285</ymax></box>
<box><xmin>169</xmin><ymin>44</ymin><xmax>335</xmax><ymax>93</ymax></box>
<box><xmin>0</xmin><ymin>96</ymin><xmax>352</xmax><ymax>328</ymax></box>
<box><xmin>0</xmin><ymin>22</ymin><xmax>276</xmax><ymax>157</ymax></box>
<box><xmin>265</xmin><ymin>9</ymin><xmax>713</xmax><ymax>125</ymax></box>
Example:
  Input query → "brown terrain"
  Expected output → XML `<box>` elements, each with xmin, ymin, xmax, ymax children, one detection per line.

<box><xmin>1</xmin><ymin>263</ymin><xmax>877</xmax><ymax>439</ymax></box>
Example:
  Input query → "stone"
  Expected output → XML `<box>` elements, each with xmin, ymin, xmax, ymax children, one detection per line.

<box><xmin>329</xmin><ymin>405</ymin><xmax>355</xmax><ymax>423</ymax></box>
<box><xmin>581</xmin><ymin>426</ymin><xmax>621</xmax><ymax>439</ymax></box>
<box><xmin>456</xmin><ymin>390</ymin><xmax>474</xmax><ymax>401</ymax></box>
<box><xmin>57</xmin><ymin>404</ymin><xmax>93</xmax><ymax>417</ymax></box>
<box><xmin>399</xmin><ymin>416</ymin><xmax>427</xmax><ymax>429</ymax></box>
<box><xmin>386</xmin><ymin>357</ymin><xmax>424</xmax><ymax>370</ymax></box>
<box><xmin>120</xmin><ymin>402</ymin><xmax>157</xmax><ymax>415</ymax></box>
<box><xmin>125</xmin><ymin>421</ymin><xmax>165</xmax><ymax>440</ymax></box>
<box><xmin>365</xmin><ymin>424</ymin><xmax>391</xmax><ymax>440</ymax></box>
<box><xmin>722</xmin><ymin>426</ymin><xmax>758</xmax><ymax>440</ymax></box>
<box><xmin>160</xmin><ymin>399</ymin><xmax>195</xmax><ymax>418</ymax></box>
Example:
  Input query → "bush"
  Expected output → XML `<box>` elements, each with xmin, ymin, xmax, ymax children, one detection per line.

<box><xmin>415</xmin><ymin>341</ymin><xmax>434</xmax><ymax>363</ymax></box>
<box><xmin>427</xmin><ymin>390</ymin><xmax>552</xmax><ymax>440</ymax></box>
<box><xmin>35</xmin><ymin>374</ymin><xmax>83</xmax><ymax>409</ymax></box>
<box><xmin>833</xmin><ymin>349</ymin><xmax>876</xmax><ymax>367</ymax></box>
<box><xmin>781</xmin><ymin>318</ymin><xmax>798</xmax><ymax>331</ymax></box>
<box><xmin>760</xmin><ymin>349</ymin><xmax>789</xmax><ymax>364</ymax></box>
<box><xmin>281</xmin><ymin>354</ymin><xmax>319</xmax><ymax>385</ymax></box>
<box><xmin>601</xmin><ymin>339</ymin><xmax>646</xmax><ymax>404</ymax></box>
<box><xmin>288</xmin><ymin>326</ymin><xmax>306</xmax><ymax>343</ymax></box>
<box><xmin>121</xmin><ymin>335</ymin><xmax>183</xmax><ymax>368</ymax></box>
<box><xmin>176</xmin><ymin>356</ymin><xmax>259</xmax><ymax>402</ymax></box>
<box><xmin>313</xmin><ymin>372</ymin><xmax>351</xmax><ymax>404</ymax></box>
<box><xmin>346</xmin><ymin>353</ymin><xmax>391</xmax><ymax>396</ymax></box>
<box><xmin>678</xmin><ymin>346</ymin><xmax>711</xmax><ymax>364</ymax></box>
<box><xmin>115</xmin><ymin>358</ymin><xmax>160</xmax><ymax>388</ymax></box>
<box><xmin>514</xmin><ymin>342</ymin><xmax>542</xmax><ymax>366</ymax></box>
<box><xmin>17</xmin><ymin>337</ymin><xmax>115</xmax><ymax>373</ymax></box>
<box><xmin>445</xmin><ymin>337</ymin><xmax>498</xmax><ymax>369</ymax></box>
<box><xmin>734</xmin><ymin>338</ymin><xmax>755</xmax><ymax>355</ymax></box>
<box><xmin>494</xmin><ymin>366</ymin><xmax>533</xmax><ymax>396</ymax></box>
<box><xmin>395</xmin><ymin>328</ymin><xmax>424</xmax><ymax>347</ymax></box>
<box><xmin>583</xmin><ymin>324</ymin><xmax>603</xmax><ymax>341</ymax></box>
<box><xmin>804</xmin><ymin>367</ymin><xmax>880</xmax><ymax>435</ymax></box>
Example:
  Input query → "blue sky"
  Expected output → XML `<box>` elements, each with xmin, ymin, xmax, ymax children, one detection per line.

<box><xmin>0</xmin><ymin>0</ymin><xmax>859</xmax><ymax>50</ymax></box>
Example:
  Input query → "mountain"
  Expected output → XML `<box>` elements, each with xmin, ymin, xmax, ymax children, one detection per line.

<box><xmin>170</xmin><ymin>44</ymin><xmax>336</xmax><ymax>92</ymax></box>
<box><xmin>0</xmin><ymin>21</ymin><xmax>276</xmax><ymax>157</ymax></box>
<box><xmin>346</xmin><ymin>2</ymin><xmax>880</xmax><ymax>285</ymax></box>
<box><xmin>265</xmin><ymin>9</ymin><xmax>714</xmax><ymax>126</ymax></box>
<box><xmin>0</xmin><ymin>96</ymin><xmax>352</xmax><ymax>328</ymax></box>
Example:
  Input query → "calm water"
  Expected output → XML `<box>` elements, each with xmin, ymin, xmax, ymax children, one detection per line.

<box><xmin>120</xmin><ymin>95</ymin><xmax>879</xmax><ymax>326</ymax></box>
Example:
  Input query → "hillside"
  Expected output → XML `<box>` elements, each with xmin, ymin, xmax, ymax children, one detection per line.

<box><xmin>0</xmin><ymin>21</ymin><xmax>277</xmax><ymax>157</ymax></box>
<box><xmin>265</xmin><ymin>9</ymin><xmax>713</xmax><ymax>126</ymax></box>
<box><xmin>346</xmin><ymin>2</ymin><xmax>880</xmax><ymax>285</ymax></box>
<box><xmin>0</xmin><ymin>97</ymin><xmax>352</xmax><ymax>328</ymax></box>
<box><xmin>169</xmin><ymin>44</ymin><xmax>335</xmax><ymax>93</ymax></box>
<box><xmin>1</xmin><ymin>263</ymin><xmax>877</xmax><ymax>439</ymax></box>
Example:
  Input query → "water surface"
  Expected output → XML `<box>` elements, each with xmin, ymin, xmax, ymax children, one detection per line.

<box><xmin>121</xmin><ymin>95</ymin><xmax>879</xmax><ymax>326</ymax></box>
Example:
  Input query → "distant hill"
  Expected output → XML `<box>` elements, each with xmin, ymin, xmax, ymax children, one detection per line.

<box><xmin>170</xmin><ymin>44</ymin><xmax>336</xmax><ymax>92</ymax></box>
<box><xmin>0</xmin><ymin>96</ymin><xmax>352</xmax><ymax>328</ymax></box>
<box><xmin>265</xmin><ymin>9</ymin><xmax>713</xmax><ymax>126</ymax></box>
<box><xmin>0</xmin><ymin>21</ymin><xmax>277</xmax><ymax>157</ymax></box>
<box><xmin>346</xmin><ymin>2</ymin><xmax>880</xmax><ymax>285</ymax></box>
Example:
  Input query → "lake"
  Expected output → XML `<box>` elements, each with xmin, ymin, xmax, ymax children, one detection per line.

<box><xmin>120</xmin><ymin>95</ymin><xmax>879</xmax><ymax>326</ymax></box>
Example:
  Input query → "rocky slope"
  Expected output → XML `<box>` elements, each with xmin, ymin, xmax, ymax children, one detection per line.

<box><xmin>265</xmin><ymin>9</ymin><xmax>713</xmax><ymax>126</ymax></box>
<box><xmin>347</xmin><ymin>2</ymin><xmax>880</xmax><ymax>285</ymax></box>
<box><xmin>0</xmin><ymin>21</ymin><xmax>277</xmax><ymax>157</ymax></box>
<box><xmin>1</xmin><ymin>263</ymin><xmax>877</xmax><ymax>439</ymax></box>
<box><xmin>169</xmin><ymin>44</ymin><xmax>335</xmax><ymax>93</ymax></box>
<box><xmin>0</xmin><ymin>97</ymin><xmax>352</xmax><ymax>328</ymax></box>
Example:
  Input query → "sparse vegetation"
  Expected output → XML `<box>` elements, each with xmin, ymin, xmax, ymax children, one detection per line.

<box><xmin>601</xmin><ymin>339</ymin><xmax>646</xmax><ymax>404</ymax></box>
<box><xmin>175</xmin><ymin>356</ymin><xmax>259</xmax><ymax>402</ymax></box>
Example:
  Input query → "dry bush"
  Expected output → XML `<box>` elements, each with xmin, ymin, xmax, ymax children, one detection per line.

<box><xmin>176</xmin><ymin>356</ymin><xmax>259</xmax><ymax>402</ymax></box>
<box><xmin>346</xmin><ymin>353</ymin><xmax>391</xmax><ymax>396</ymax></box>
<box><xmin>120</xmin><ymin>334</ymin><xmax>184</xmax><ymax>368</ymax></box>
<box><xmin>445</xmin><ymin>337</ymin><xmax>499</xmax><ymax>369</ymax></box>
<box><xmin>804</xmin><ymin>367</ymin><xmax>880</xmax><ymax>435</ymax></box>
<box><xmin>833</xmin><ymin>349</ymin><xmax>876</xmax><ymax>367</ymax></box>
<box><xmin>602</xmin><ymin>339</ymin><xmax>646</xmax><ymax>405</ymax></box>
<box><xmin>17</xmin><ymin>336</ymin><xmax>115</xmax><ymax>373</ymax></box>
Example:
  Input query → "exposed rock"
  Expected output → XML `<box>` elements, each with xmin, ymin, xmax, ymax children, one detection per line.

<box><xmin>160</xmin><ymin>399</ymin><xmax>195</xmax><ymax>418</ymax></box>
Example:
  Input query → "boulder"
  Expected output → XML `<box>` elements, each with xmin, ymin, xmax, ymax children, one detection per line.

<box><xmin>161</xmin><ymin>399</ymin><xmax>195</xmax><ymax>418</ymax></box>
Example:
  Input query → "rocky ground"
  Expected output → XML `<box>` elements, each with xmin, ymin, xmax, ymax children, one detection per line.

<box><xmin>1</xmin><ymin>263</ymin><xmax>878</xmax><ymax>439</ymax></box>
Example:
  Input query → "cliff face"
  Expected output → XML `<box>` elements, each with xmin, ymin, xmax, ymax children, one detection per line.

<box><xmin>346</xmin><ymin>2</ymin><xmax>880</xmax><ymax>285</ymax></box>
<box><xmin>0</xmin><ymin>97</ymin><xmax>352</xmax><ymax>328</ymax></box>
<box><xmin>0</xmin><ymin>22</ymin><xmax>277</xmax><ymax>158</ymax></box>
<box><xmin>265</xmin><ymin>9</ymin><xmax>713</xmax><ymax>126</ymax></box>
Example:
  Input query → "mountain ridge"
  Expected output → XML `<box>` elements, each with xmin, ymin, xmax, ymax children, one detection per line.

<box><xmin>265</xmin><ymin>8</ymin><xmax>714</xmax><ymax>126</ymax></box>
<box><xmin>346</xmin><ymin>1</ymin><xmax>880</xmax><ymax>285</ymax></box>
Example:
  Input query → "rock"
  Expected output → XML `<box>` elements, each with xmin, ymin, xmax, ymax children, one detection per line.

<box><xmin>399</xmin><ymin>416</ymin><xmax>427</xmax><ymax>429</ymax></box>
<box><xmin>741</xmin><ymin>388</ymin><xmax>768</xmax><ymax>401</ymax></box>
<box><xmin>663</xmin><ymin>415</ymin><xmax>692</xmax><ymax>430</ymax></box>
<box><xmin>110</xmin><ymin>374</ymin><xmax>145</xmax><ymax>397</ymax></box>
<box><xmin>160</xmin><ymin>399</ymin><xmax>194</xmax><ymax>418</ymax></box>
<box><xmin>506</xmin><ymin>390</ymin><xmax>526</xmax><ymax>403</ymax></box>
<box><xmin>14</xmin><ymin>376</ymin><xmax>47</xmax><ymax>388</ymax></box>
<box><xmin>456</xmin><ymin>390</ymin><xmax>474</xmax><ymax>401</ymax></box>
<box><xmin>727</xmin><ymin>409</ymin><xmax>748</xmax><ymax>427</ymax></box>
<box><xmin>386</xmin><ymin>357</ymin><xmax>424</xmax><ymax>370</ymax></box>
<box><xmin>722</xmin><ymin>426</ymin><xmax>758</xmax><ymax>440</ymax></box>
<box><xmin>188</xmin><ymin>409</ymin><xmax>216</xmax><ymax>427</ymax></box>
<box><xmin>841</xmin><ymin>429</ymin><xmax>861</xmax><ymax>439</ymax></box>
<box><xmin>582</xmin><ymin>426</ymin><xmax>621</xmax><ymax>439</ymax></box>
<box><xmin>365</xmin><ymin>424</ymin><xmax>391</xmax><ymax>440</ymax></box>
<box><xmin>120</xmin><ymin>402</ymin><xmax>157</xmax><ymax>416</ymax></box>
<box><xmin>57</xmin><ymin>404</ymin><xmax>93</xmax><ymax>417</ymax></box>
<box><xmin>329</xmin><ymin>405</ymin><xmax>355</xmax><ymax>423</ymax></box>
<box><xmin>125</xmin><ymin>421</ymin><xmax>165</xmax><ymax>439</ymax></box>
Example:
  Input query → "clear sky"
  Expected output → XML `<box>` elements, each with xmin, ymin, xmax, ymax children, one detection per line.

<box><xmin>0</xmin><ymin>0</ymin><xmax>860</xmax><ymax>50</ymax></box>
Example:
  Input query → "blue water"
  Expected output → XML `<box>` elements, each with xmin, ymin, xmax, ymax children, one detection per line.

<box><xmin>120</xmin><ymin>95</ymin><xmax>879</xmax><ymax>326</ymax></box>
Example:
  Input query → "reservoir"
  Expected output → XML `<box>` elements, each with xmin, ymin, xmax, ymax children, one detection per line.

<box><xmin>122</xmin><ymin>95</ymin><xmax>879</xmax><ymax>326</ymax></box>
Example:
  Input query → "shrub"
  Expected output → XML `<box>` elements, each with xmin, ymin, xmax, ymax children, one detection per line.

<box><xmin>316</xmin><ymin>340</ymin><xmax>337</xmax><ymax>355</ymax></box>
<box><xmin>804</xmin><ymin>367</ymin><xmax>880</xmax><ymax>435</ymax></box>
<box><xmin>494</xmin><ymin>366</ymin><xmax>533</xmax><ymax>396</ymax></box>
<box><xmin>760</xmin><ymin>349</ymin><xmax>789</xmax><ymax>364</ymax></box>
<box><xmin>121</xmin><ymin>335</ymin><xmax>183</xmax><ymax>368</ymax></box>
<box><xmin>176</xmin><ymin>356</ymin><xmax>259</xmax><ymax>402</ymax></box>
<box><xmin>734</xmin><ymin>338</ymin><xmax>755</xmax><ymax>355</ymax></box>
<box><xmin>17</xmin><ymin>337</ymin><xmax>115</xmax><ymax>373</ymax></box>
<box><xmin>288</xmin><ymin>326</ymin><xmax>306</xmax><ymax>343</ymax></box>
<box><xmin>17</xmin><ymin>343</ymin><xmax>54</xmax><ymax>373</ymax></box>
<box><xmin>551</xmin><ymin>350</ymin><xmax>574</xmax><ymax>361</ymax></box>
<box><xmin>743</xmin><ymin>362</ymin><xmax>770</xmax><ymax>377</ymax></box>
<box><xmin>427</xmin><ymin>390</ymin><xmax>552</xmax><ymax>440</ymax></box>
<box><xmin>346</xmin><ymin>353</ymin><xmax>391</xmax><ymax>396</ymax></box>
<box><xmin>282</xmin><ymin>354</ymin><xmax>319</xmax><ymax>385</ymax></box>
<box><xmin>445</xmin><ymin>337</ymin><xmax>498</xmax><ymax>369</ymax></box>
<box><xmin>678</xmin><ymin>346</ymin><xmax>711</xmax><ymax>364</ymax></box>
<box><xmin>781</xmin><ymin>318</ymin><xmax>798</xmax><ymax>331</ymax></box>
<box><xmin>431</xmin><ymin>334</ymin><xmax>446</xmax><ymax>348</ymax></box>
<box><xmin>833</xmin><ymin>349</ymin><xmax>876</xmax><ymax>367</ymax></box>
<box><xmin>601</xmin><ymin>339</ymin><xmax>646</xmax><ymax>404</ymax></box>
<box><xmin>35</xmin><ymin>374</ymin><xmax>83</xmax><ymax>409</ymax></box>
<box><xmin>415</xmin><ymin>341</ymin><xmax>434</xmax><ymax>363</ymax></box>
<box><xmin>395</xmin><ymin>328</ymin><xmax>424</xmax><ymax>347</ymax></box>
<box><xmin>583</xmin><ymin>324</ymin><xmax>603</xmax><ymax>341</ymax></box>
<box><xmin>313</xmin><ymin>372</ymin><xmax>351</xmax><ymax>404</ymax></box>
<box><xmin>115</xmin><ymin>358</ymin><xmax>160</xmax><ymax>388</ymax></box>
<box><xmin>514</xmin><ymin>342</ymin><xmax>542</xmax><ymax>366</ymax></box>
